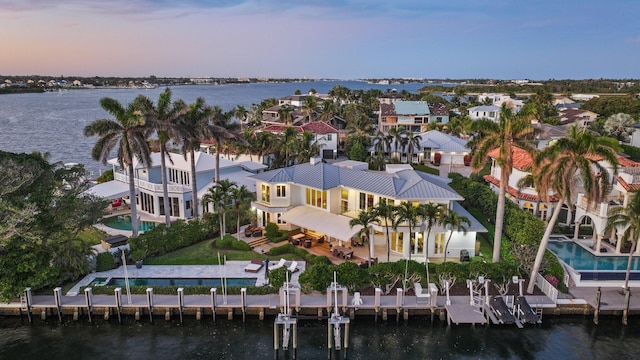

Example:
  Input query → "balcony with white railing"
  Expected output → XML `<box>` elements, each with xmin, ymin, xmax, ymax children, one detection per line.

<box><xmin>576</xmin><ymin>193</ymin><xmax>623</xmax><ymax>218</ymax></box>
<box><xmin>114</xmin><ymin>172</ymin><xmax>191</xmax><ymax>194</ymax></box>
<box><xmin>619</xmin><ymin>167</ymin><xmax>640</xmax><ymax>185</ymax></box>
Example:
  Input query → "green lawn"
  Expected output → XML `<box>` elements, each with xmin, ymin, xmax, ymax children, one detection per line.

<box><xmin>411</xmin><ymin>164</ymin><xmax>440</xmax><ymax>176</ymax></box>
<box><xmin>78</xmin><ymin>227</ymin><xmax>108</xmax><ymax>245</ymax></box>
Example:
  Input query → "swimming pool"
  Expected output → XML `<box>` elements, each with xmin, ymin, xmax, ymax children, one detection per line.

<box><xmin>547</xmin><ymin>241</ymin><xmax>640</xmax><ymax>280</ymax></box>
<box><xmin>101</xmin><ymin>215</ymin><xmax>158</xmax><ymax>232</ymax></box>
<box><xmin>89</xmin><ymin>277</ymin><xmax>257</xmax><ymax>287</ymax></box>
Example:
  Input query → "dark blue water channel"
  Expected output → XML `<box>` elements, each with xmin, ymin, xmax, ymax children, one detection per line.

<box><xmin>1</xmin><ymin>315</ymin><xmax>639</xmax><ymax>359</ymax></box>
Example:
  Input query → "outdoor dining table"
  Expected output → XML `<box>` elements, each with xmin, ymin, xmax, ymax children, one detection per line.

<box><xmin>332</xmin><ymin>245</ymin><xmax>354</xmax><ymax>259</ymax></box>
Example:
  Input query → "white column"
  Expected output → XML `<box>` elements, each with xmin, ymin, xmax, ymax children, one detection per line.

<box><xmin>402</xmin><ymin>232</ymin><xmax>410</xmax><ymax>258</ymax></box>
<box><xmin>595</xmin><ymin>233</ymin><xmax>602</xmax><ymax>253</ymax></box>
<box><xmin>573</xmin><ymin>222</ymin><xmax>580</xmax><ymax>240</ymax></box>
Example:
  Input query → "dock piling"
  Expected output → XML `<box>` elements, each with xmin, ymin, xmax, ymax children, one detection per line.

<box><xmin>593</xmin><ymin>287</ymin><xmax>601</xmax><ymax>325</ymax></box>
<box><xmin>84</xmin><ymin>287</ymin><xmax>93</xmax><ymax>323</ymax></box>
<box><xmin>146</xmin><ymin>288</ymin><xmax>154</xmax><ymax>322</ymax></box>
<box><xmin>114</xmin><ymin>288</ymin><xmax>122</xmax><ymax>324</ymax></box>
<box><xmin>53</xmin><ymin>287</ymin><xmax>62</xmax><ymax>322</ymax></box>
<box><xmin>24</xmin><ymin>288</ymin><xmax>33</xmax><ymax>324</ymax></box>
<box><xmin>177</xmin><ymin>288</ymin><xmax>184</xmax><ymax>323</ymax></box>
<box><xmin>623</xmin><ymin>288</ymin><xmax>631</xmax><ymax>325</ymax></box>
<box><xmin>210</xmin><ymin>288</ymin><xmax>217</xmax><ymax>322</ymax></box>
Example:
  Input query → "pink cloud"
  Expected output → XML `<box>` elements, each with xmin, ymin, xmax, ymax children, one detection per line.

<box><xmin>627</xmin><ymin>36</ymin><xmax>640</xmax><ymax>44</ymax></box>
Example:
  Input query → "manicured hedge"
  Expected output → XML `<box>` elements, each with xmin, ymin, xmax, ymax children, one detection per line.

<box><xmin>129</xmin><ymin>219</ymin><xmax>210</xmax><ymax>257</ymax></box>
<box><xmin>214</xmin><ymin>235</ymin><xmax>252</xmax><ymax>251</ymax></box>
<box><xmin>95</xmin><ymin>252</ymin><xmax>116</xmax><ymax>272</ymax></box>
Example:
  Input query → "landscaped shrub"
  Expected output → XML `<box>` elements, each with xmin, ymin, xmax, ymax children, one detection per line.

<box><xmin>298</xmin><ymin>263</ymin><xmax>334</xmax><ymax>293</ymax></box>
<box><xmin>95</xmin><ymin>252</ymin><xmax>116</xmax><ymax>272</ymax></box>
<box><xmin>129</xmin><ymin>219</ymin><xmax>209</xmax><ymax>257</ymax></box>
<box><xmin>336</xmin><ymin>261</ymin><xmax>370</xmax><ymax>293</ymax></box>
<box><xmin>268</xmin><ymin>267</ymin><xmax>292</xmax><ymax>288</ymax></box>
<box><xmin>265</xmin><ymin>222</ymin><xmax>280</xmax><ymax>240</ymax></box>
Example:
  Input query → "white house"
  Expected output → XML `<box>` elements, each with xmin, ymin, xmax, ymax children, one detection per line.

<box><xmin>370</xmin><ymin>130</ymin><xmax>470</xmax><ymax>165</ymax></box>
<box><xmin>468</xmin><ymin>105</ymin><xmax>502</xmax><ymax>122</ymax></box>
<box><xmin>85</xmin><ymin>151</ymin><xmax>266</xmax><ymax>220</ymax></box>
<box><xmin>250</xmin><ymin>159</ymin><xmax>486</xmax><ymax>262</ymax></box>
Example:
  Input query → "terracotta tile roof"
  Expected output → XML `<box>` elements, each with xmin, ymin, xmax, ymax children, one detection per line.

<box><xmin>617</xmin><ymin>176</ymin><xmax>640</xmax><ymax>191</ymax></box>
<box><xmin>487</xmin><ymin>146</ymin><xmax>533</xmax><ymax>171</ymax></box>
<box><xmin>484</xmin><ymin>175</ymin><xmax>559</xmax><ymax>202</ymax></box>
<box><xmin>584</xmin><ymin>154</ymin><xmax>640</xmax><ymax>168</ymax></box>
<box><xmin>301</xmin><ymin>121</ymin><xmax>338</xmax><ymax>134</ymax></box>
<box><xmin>261</xmin><ymin>124</ymin><xmax>303</xmax><ymax>133</ymax></box>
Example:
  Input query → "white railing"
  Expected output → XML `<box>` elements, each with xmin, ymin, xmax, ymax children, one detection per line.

<box><xmin>113</xmin><ymin>172</ymin><xmax>190</xmax><ymax>193</ymax></box>
<box><xmin>535</xmin><ymin>273</ymin><xmax>558</xmax><ymax>303</ymax></box>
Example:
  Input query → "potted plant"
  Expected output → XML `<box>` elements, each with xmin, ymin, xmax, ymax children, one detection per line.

<box><xmin>131</xmin><ymin>249</ymin><xmax>146</xmax><ymax>269</ymax></box>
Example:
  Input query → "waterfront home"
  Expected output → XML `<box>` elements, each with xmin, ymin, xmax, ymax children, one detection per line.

<box><xmin>250</xmin><ymin>159</ymin><xmax>486</xmax><ymax>262</ymax></box>
<box><xmin>259</xmin><ymin>121</ymin><xmax>340</xmax><ymax>160</ymax></box>
<box><xmin>85</xmin><ymin>151</ymin><xmax>266</xmax><ymax>220</ymax></box>
<box><xmin>485</xmin><ymin>145</ymin><xmax>640</xmax><ymax>255</ymax></box>
<box><xmin>467</xmin><ymin>105</ymin><xmax>502</xmax><ymax>122</ymax></box>
<box><xmin>378</xmin><ymin>100</ymin><xmax>450</xmax><ymax>133</ymax></box>
<box><xmin>370</xmin><ymin>129</ymin><xmax>470</xmax><ymax>165</ymax></box>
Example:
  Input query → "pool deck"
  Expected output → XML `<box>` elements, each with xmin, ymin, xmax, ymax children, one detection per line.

<box><xmin>68</xmin><ymin>262</ymin><xmax>304</xmax><ymax>296</ymax></box>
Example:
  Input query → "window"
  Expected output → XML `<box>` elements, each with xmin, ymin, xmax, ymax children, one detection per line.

<box><xmin>359</xmin><ymin>192</ymin><xmax>366</xmax><ymax>210</ymax></box>
<box><xmin>276</xmin><ymin>185</ymin><xmax>286</xmax><ymax>198</ymax></box>
<box><xmin>341</xmin><ymin>189</ymin><xmax>349</xmax><ymax>214</ymax></box>
<box><xmin>276</xmin><ymin>213</ymin><xmax>286</xmax><ymax>224</ymax></box>
<box><xmin>306</xmin><ymin>188</ymin><xmax>327</xmax><ymax>209</ymax></box>
<box><xmin>434</xmin><ymin>233</ymin><xmax>445</xmax><ymax>254</ymax></box>
<box><xmin>186</xmin><ymin>200</ymin><xmax>192</xmax><ymax>210</ymax></box>
<box><xmin>367</xmin><ymin>194</ymin><xmax>374</xmax><ymax>209</ymax></box>
<box><xmin>489</xmin><ymin>111</ymin><xmax>495</xmax><ymax>118</ymax></box>
<box><xmin>261</xmin><ymin>184</ymin><xmax>270</xmax><ymax>202</ymax></box>
<box><xmin>327</xmin><ymin>134</ymin><xmax>332</xmax><ymax>141</ymax></box>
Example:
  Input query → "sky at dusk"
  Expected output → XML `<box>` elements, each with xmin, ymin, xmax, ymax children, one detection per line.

<box><xmin>1</xmin><ymin>0</ymin><xmax>639</xmax><ymax>80</ymax></box>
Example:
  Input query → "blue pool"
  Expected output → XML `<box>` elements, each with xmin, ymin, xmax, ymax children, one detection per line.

<box><xmin>89</xmin><ymin>277</ymin><xmax>257</xmax><ymax>287</ymax></box>
<box><xmin>547</xmin><ymin>240</ymin><xmax>640</xmax><ymax>280</ymax></box>
<box><xmin>101</xmin><ymin>215</ymin><xmax>158</xmax><ymax>232</ymax></box>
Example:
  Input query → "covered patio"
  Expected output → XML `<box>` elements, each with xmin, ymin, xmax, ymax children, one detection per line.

<box><xmin>281</xmin><ymin>206</ymin><xmax>363</xmax><ymax>246</ymax></box>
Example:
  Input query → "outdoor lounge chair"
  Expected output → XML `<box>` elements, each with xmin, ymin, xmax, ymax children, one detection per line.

<box><xmin>244</xmin><ymin>225</ymin><xmax>256</xmax><ymax>237</ymax></box>
<box><xmin>287</xmin><ymin>261</ymin><xmax>299</xmax><ymax>273</ymax></box>
<box><xmin>268</xmin><ymin>258</ymin><xmax>286</xmax><ymax>271</ymax></box>
<box><xmin>244</xmin><ymin>258</ymin><xmax>264</xmax><ymax>273</ymax></box>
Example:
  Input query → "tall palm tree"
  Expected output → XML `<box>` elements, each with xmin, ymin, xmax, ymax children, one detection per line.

<box><xmin>388</xmin><ymin>127</ymin><xmax>406</xmax><ymax>161</ymax></box>
<box><xmin>231</xmin><ymin>185</ymin><xmax>254</xmax><ymax>239</ymax></box>
<box><xmin>349</xmin><ymin>208</ymin><xmax>378</xmax><ymax>266</ymax></box>
<box><xmin>440</xmin><ymin>210</ymin><xmax>471</xmax><ymax>262</ymax></box>
<box><xmin>396</xmin><ymin>201</ymin><xmax>420</xmax><ymax>261</ymax></box>
<box><xmin>301</xmin><ymin>95</ymin><xmax>318</xmax><ymax>123</ymax></box>
<box><xmin>84</xmin><ymin>96</ymin><xmax>151</xmax><ymax>237</ymax></box>
<box><xmin>418</xmin><ymin>202</ymin><xmax>442</xmax><ymax>284</ymax></box>
<box><xmin>373</xmin><ymin>130</ymin><xmax>390</xmax><ymax>159</ymax></box>
<box><xmin>178</xmin><ymin>97</ymin><xmax>223</xmax><ymax>219</ymax></box>
<box><xmin>280</xmin><ymin>126</ymin><xmax>299</xmax><ymax>167</ymax></box>
<box><xmin>318</xmin><ymin>101</ymin><xmax>339</xmax><ymax>123</ymax></box>
<box><xmin>295</xmin><ymin>131</ymin><xmax>322</xmax><ymax>164</ymax></box>
<box><xmin>373</xmin><ymin>200</ymin><xmax>398</xmax><ymax>262</ymax></box>
<box><xmin>254</xmin><ymin>131</ymin><xmax>274</xmax><ymax>166</ymax></box>
<box><xmin>137</xmin><ymin>88</ymin><xmax>188</xmax><ymax>226</ymax></box>
<box><xmin>469</xmin><ymin>103</ymin><xmax>534</xmax><ymax>262</ymax></box>
<box><xmin>606</xmin><ymin>192</ymin><xmax>640</xmax><ymax>292</ymax></box>
<box><xmin>405</xmin><ymin>132</ymin><xmax>422</xmax><ymax>164</ymax></box>
<box><xmin>233</xmin><ymin>105</ymin><xmax>249</xmax><ymax>128</ymax></box>
<box><xmin>278</xmin><ymin>105</ymin><xmax>294</xmax><ymax>125</ymax></box>
<box><xmin>210</xmin><ymin>106</ymin><xmax>241</xmax><ymax>183</ymax></box>
<box><xmin>212</xmin><ymin>179</ymin><xmax>237</xmax><ymax>237</ymax></box>
<box><xmin>526</xmin><ymin>124</ymin><xmax>620</xmax><ymax>293</ymax></box>
<box><xmin>202</xmin><ymin>186</ymin><xmax>225</xmax><ymax>239</ymax></box>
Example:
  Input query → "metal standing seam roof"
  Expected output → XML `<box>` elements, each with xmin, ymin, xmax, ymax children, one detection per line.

<box><xmin>394</xmin><ymin>101</ymin><xmax>431</xmax><ymax>115</ymax></box>
<box><xmin>370</xmin><ymin>130</ymin><xmax>469</xmax><ymax>153</ymax></box>
<box><xmin>251</xmin><ymin>162</ymin><xmax>463</xmax><ymax>200</ymax></box>
<box><xmin>451</xmin><ymin>202</ymin><xmax>487</xmax><ymax>233</ymax></box>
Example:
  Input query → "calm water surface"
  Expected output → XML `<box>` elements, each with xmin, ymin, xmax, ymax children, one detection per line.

<box><xmin>0</xmin><ymin>81</ymin><xmax>432</xmax><ymax>176</ymax></box>
<box><xmin>1</xmin><ymin>316</ymin><xmax>639</xmax><ymax>359</ymax></box>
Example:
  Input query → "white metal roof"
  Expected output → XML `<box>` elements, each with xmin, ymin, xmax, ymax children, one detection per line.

<box><xmin>84</xmin><ymin>180</ymin><xmax>137</xmax><ymax>200</ymax></box>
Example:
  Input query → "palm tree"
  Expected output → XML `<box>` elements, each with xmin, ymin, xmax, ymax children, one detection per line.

<box><xmin>349</xmin><ymin>208</ymin><xmax>378</xmax><ymax>266</ymax></box>
<box><xmin>469</xmin><ymin>103</ymin><xmax>534</xmax><ymax>262</ymax></box>
<box><xmin>396</xmin><ymin>201</ymin><xmax>420</xmax><ymax>261</ymax></box>
<box><xmin>296</xmin><ymin>131</ymin><xmax>322</xmax><ymax>164</ymax></box>
<box><xmin>301</xmin><ymin>95</ymin><xmax>318</xmax><ymax>123</ymax></box>
<box><xmin>84</xmin><ymin>96</ymin><xmax>151</xmax><ymax>237</ymax></box>
<box><xmin>137</xmin><ymin>88</ymin><xmax>188</xmax><ymax>226</ymax></box>
<box><xmin>233</xmin><ymin>105</ymin><xmax>249</xmax><ymax>128</ymax></box>
<box><xmin>373</xmin><ymin>130</ymin><xmax>390</xmax><ymax>159</ymax></box>
<box><xmin>213</xmin><ymin>179</ymin><xmax>237</xmax><ymax>237</ymax></box>
<box><xmin>318</xmin><ymin>101</ymin><xmax>339</xmax><ymax>123</ymax></box>
<box><xmin>388</xmin><ymin>127</ymin><xmax>406</xmax><ymax>161</ymax></box>
<box><xmin>373</xmin><ymin>200</ymin><xmax>398</xmax><ymax>262</ymax></box>
<box><xmin>280</xmin><ymin>126</ymin><xmax>300</xmax><ymax>167</ymax></box>
<box><xmin>440</xmin><ymin>210</ymin><xmax>471</xmax><ymax>262</ymax></box>
<box><xmin>606</xmin><ymin>192</ymin><xmax>640</xmax><ymax>292</ymax></box>
<box><xmin>202</xmin><ymin>186</ymin><xmax>225</xmax><ymax>238</ymax></box>
<box><xmin>405</xmin><ymin>132</ymin><xmax>422</xmax><ymax>164</ymax></box>
<box><xmin>526</xmin><ymin>124</ymin><xmax>620</xmax><ymax>293</ymax></box>
<box><xmin>177</xmin><ymin>97</ymin><xmax>216</xmax><ymax>219</ymax></box>
<box><xmin>231</xmin><ymin>185</ymin><xmax>254</xmax><ymax>239</ymax></box>
<box><xmin>278</xmin><ymin>105</ymin><xmax>294</xmax><ymax>125</ymax></box>
<box><xmin>418</xmin><ymin>202</ymin><xmax>442</xmax><ymax>284</ymax></box>
<box><xmin>210</xmin><ymin>106</ymin><xmax>241</xmax><ymax>183</ymax></box>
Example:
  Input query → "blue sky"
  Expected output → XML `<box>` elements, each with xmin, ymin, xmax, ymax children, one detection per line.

<box><xmin>1</xmin><ymin>0</ymin><xmax>639</xmax><ymax>79</ymax></box>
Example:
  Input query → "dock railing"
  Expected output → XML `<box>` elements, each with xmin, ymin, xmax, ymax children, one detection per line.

<box><xmin>535</xmin><ymin>273</ymin><xmax>558</xmax><ymax>303</ymax></box>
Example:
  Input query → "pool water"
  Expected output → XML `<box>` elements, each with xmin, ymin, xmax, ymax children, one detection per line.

<box><xmin>89</xmin><ymin>277</ymin><xmax>257</xmax><ymax>287</ymax></box>
<box><xmin>101</xmin><ymin>215</ymin><xmax>158</xmax><ymax>232</ymax></box>
<box><xmin>547</xmin><ymin>241</ymin><xmax>640</xmax><ymax>280</ymax></box>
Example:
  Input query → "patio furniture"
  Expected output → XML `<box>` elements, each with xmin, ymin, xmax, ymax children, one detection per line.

<box><xmin>111</xmin><ymin>198</ymin><xmax>122</xmax><ymax>208</ymax></box>
<box><xmin>268</xmin><ymin>258</ymin><xmax>286</xmax><ymax>271</ymax></box>
<box><xmin>101</xmin><ymin>234</ymin><xmax>128</xmax><ymax>250</ymax></box>
<box><xmin>244</xmin><ymin>258</ymin><xmax>264</xmax><ymax>273</ymax></box>
<box><xmin>244</xmin><ymin>225</ymin><xmax>256</xmax><ymax>237</ymax></box>
<box><xmin>332</xmin><ymin>245</ymin><xmax>354</xmax><ymax>259</ymax></box>
<box><xmin>287</xmin><ymin>261</ymin><xmax>299</xmax><ymax>273</ymax></box>
<box><xmin>304</xmin><ymin>239</ymin><xmax>312</xmax><ymax>248</ymax></box>
<box><xmin>290</xmin><ymin>233</ymin><xmax>305</xmax><ymax>246</ymax></box>
<box><xmin>252</xmin><ymin>228</ymin><xmax>263</xmax><ymax>237</ymax></box>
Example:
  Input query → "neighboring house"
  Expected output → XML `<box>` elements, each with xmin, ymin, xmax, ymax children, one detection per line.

<box><xmin>260</xmin><ymin>121</ymin><xmax>340</xmax><ymax>159</ymax></box>
<box><xmin>570</xmin><ymin>94</ymin><xmax>599</xmax><ymax>101</ymax></box>
<box><xmin>533</xmin><ymin>123</ymin><xmax>570</xmax><ymax>150</ymax></box>
<box><xmin>557</xmin><ymin>108</ymin><xmax>598</xmax><ymax>127</ymax></box>
<box><xmin>379</xmin><ymin>101</ymin><xmax>449</xmax><ymax>133</ymax></box>
<box><xmin>85</xmin><ymin>151</ymin><xmax>266</xmax><ymax>220</ymax></box>
<box><xmin>370</xmin><ymin>130</ymin><xmax>470</xmax><ymax>165</ymax></box>
<box><xmin>428</xmin><ymin>103</ymin><xmax>450</xmax><ymax>125</ymax></box>
<box><xmin>476</xmin><ymin>93</ymin><xmax>524</xmax><ymax>113</ymax></box>
<box><xmin>467</xmin><ymin>105</ymin><xmax>501</xmax><ymax>122</ymax></box>
<box><xmin>261</xmin><ymin>104</ymin><xmax>307</xmax><ymax>125</ymax></box>
<box><xmin>378</xmin><ymin>91</ymin><xmax>405</xmax><ymax>105</ymax></box>
<box><xmin>250</xmin><ymin>159</ymin><xmax>486</xmax><ymax>262</ymax></box>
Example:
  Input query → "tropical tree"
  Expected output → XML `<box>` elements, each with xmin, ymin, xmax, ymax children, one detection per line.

<box><xmin>202</xmin><ymin>186</ymin><xmax>225</xmax><ymax>238</ymax></box>
<box><xmin>84</xmin><ymin>96</ymin><xmax>151</xmax><ymax>237</ymax></box>
<box><xmin>440</xmin><ymin>210</ymin><xmax>470</xmax><ymax>262</ymax></box>
<box><xmin>603</xmin><ymin>113</ymin><xmax>635</xmax><ymax>142</ymax></box>
<box><xmin>278</xmin><ymin>105</ymin><xmax>294</xmax><ymax>125</ymax></box>
<box><xmin>373</xmin><ymin>200</ymin><xmax>398</xmax><ymax>262</ymax></box>
<box><xmin>233</xmin><ymin>105</ymin><xmax>249</xmax><ymax>128</ymax></box>
<box><xmin>606</xmin><ymin>192</ymin><xmax>640</xmax><ymax>292</ymax></box>
<box><xmin>404</xmin><ymin>132</ymin><xmax>422</xmax><ymax>164</ymax></box>
<box><xmin>318</xmin><ymin>101</ymin><xmax>339</xmax><ymax>123</ymax></box>
<box><xmin>279</xmin><ymin>126</ymin><xmax>300</xmax><ymax>167</ymax></box>
<box><xmin>210</xmin><ymin>106</ymin><xmax>241</xmax><ymax>183</ymax></box>
<box><xmin>177</xmin><ymin>97</ymin><xmax>215</xmax><ymax>219</ymax></box>
<box><xmin>373</xmin><ymin>130</ymin><xmax>390</xmax><ymax>158</ymax></box>
<box><xmin>396</xmin><ymin>201</ymin><xmax>421</xmax><ymax>261</ymax></box>
<box><xmin>349</xmin><ymin>208</ymin><xmax>378</xmax><ymax>265</ymax></box>
<box><xmin>231</xmin><ymin>185</ymin><xmax>254</xmax><ymax>239</ymax></box>
<box><xmin>301</xmin><ymin>95</ymin><xmax>318</xmax><ymax>123</ymax></box>
<box><xmin>418</xmin><ymin>202</ymin><xmax>442</xmax><ymax>284</ymax></box>
<box><xmin>526</xmin><ymin>124</ymin><xmax>620</xmax><ymax>293</ymax></box>
<box><xmin>469</xmin><ymin>103</ymin><xmax>534</xmax><ymax>262</ymax></box>
<box><xmin>137</xmin><ymin>88</ymin><xmax>188</xmax><ymax>226</ymax></box>
<box><xmin>296</xmin><ymin>131</ymin><xmax>322</xmax><ymax>164</ymax></box>
<box><xmin>387</xmin><ymin>127</ymin><xmax>406</xmax><ymax>161</ymax></box>
<box><xmin>214</xmin><ymin>179</ymin><xmax>237</xmax><ymax>237</ymax></box>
